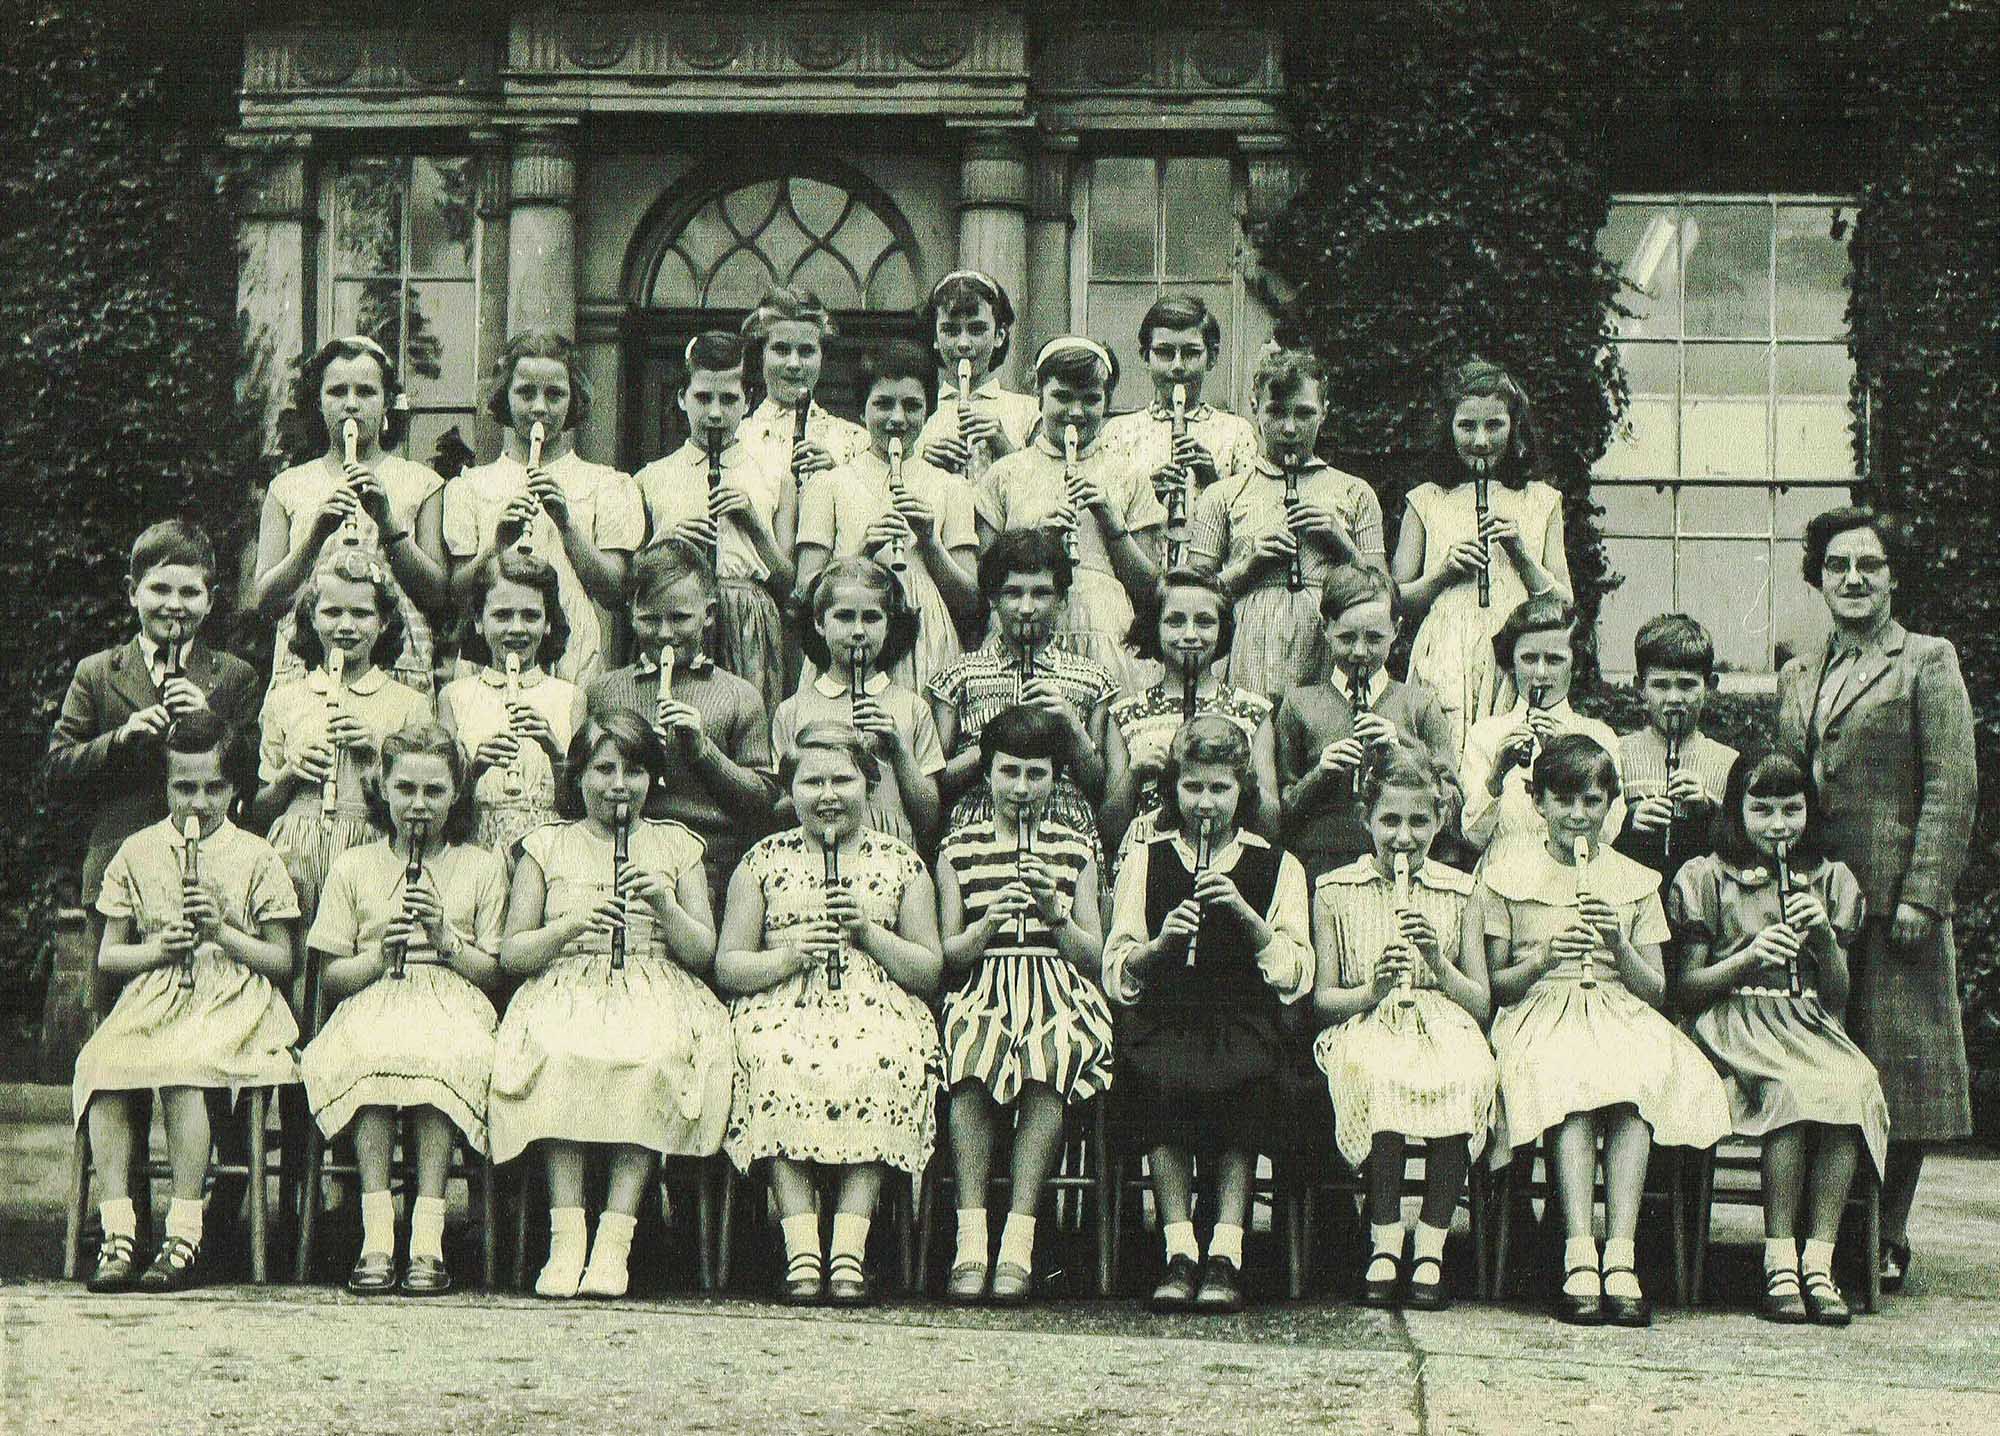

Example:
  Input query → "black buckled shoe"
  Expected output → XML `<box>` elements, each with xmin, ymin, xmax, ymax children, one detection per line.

<box><xmin>1149</xmin><ymin>1253</ymin><xmax>1200</xmax><ymax>1313</ymax></box>
<box><xmin>1359</xmin><ymin>1254</ymin><xmax>1401</xmax><ymax>1309</ymax></box>
<box><xmin>1403</xmin><ymin>1256</ymin><xmax>1450</xmax><ymax>1312</ymax></box>
<box><xmin>825</xmin><ymin>1254</ymin><xmax>875</xmax><ymax>1308</ymax></box>
<box><xmin>780</xmin><ymin>1254</ymin><xmax>824</xmax><ymax>1306</ymax></box>
<box><xmin>1191</xmin><ymin>1255</ymin><xmax>1244</xmax><ymax>1314</ymax></box>
<box><xmin>86</xmin><ymin>1233</ymin><xmax>140</xmax><ymax>1293</ymax></box>
<box><xmin>1760</xmin><ymin>1269</ymin><xmax>1808</xmax><ymax>1323</ymax></box>
<box><xmin>138</xmin><ymin>1235</ymin><xmax>199</xmax><ymax>1292</ymax></box>
<box><xmin>1601</xmin><ymin>1267</ymin><xmax>1651</xmax><ymax>1327</ymax></box>
<box><xmin>1554</xmin><ymin>1266</ymin><xmax>1603</xmax><ymax>1325</ymax></box>
<box><xmin>401</xmin><ymin>1255</ymin><xmax>452</xmax><ymax>1296</ymax></box>
<box><xmin>1802</xmin><ymin>1271</ymin><xmax>1851</xmax><ymax>1326</ymax></box>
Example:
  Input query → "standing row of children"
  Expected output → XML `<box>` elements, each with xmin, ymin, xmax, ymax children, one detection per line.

<box><xmin>48</xmin><ymin>270</ymin><xmax>1887</xmax><ymax>1330</ymax></box>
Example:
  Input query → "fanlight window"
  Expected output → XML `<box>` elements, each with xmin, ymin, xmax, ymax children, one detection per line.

<box><xmin>646</xmin><ymin>175</ymin><xmax>919</xmax><ymax>311</ymax></box>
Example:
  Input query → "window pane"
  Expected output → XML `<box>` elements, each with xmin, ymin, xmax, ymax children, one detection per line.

<box><xmin>1776</xmin><ymin>483</ymin><xmax>1850</xmax><ymax>540</ymax></box>
<box><xmin>1772</xmin><ymin>538</ymin><xmax>1830</xmax><ymax>668</ymax></box>
<box><xmin>1599</xmin><ymin>203</ymin><xmax>1681</xmax><ymax>338</ymax></box>
<box><xmin>1593</xmin><ymin>482</ymin><xmax>1672</xmax><ymax>537</ymax></box>
<box><xmin>406</xmin><ymin>410</ymin><xmax>476</xmax><ymax>473</ymax></box>
<box><xmin>1678</xmin><ymin>539</ymin><xmax>1774</xmax><ymax>670</ymax></box>
<box><xmin>707</xmin><ymin>249</ymin><xmax>777</xmax><ymax>308</ymax></box>
<box><xmin>1161</xmin><ymin>157</ymin><xmax>1234</xmax><ymax>280</ymax></box>
<box><xmin>1089</xmin><ymin>158</ymin><xmax>1157</xmax><ymax>280</ymax></box>
<box><xmin>409</xmin><ymin>157</ymin><xmax>475</xmax><ymax>278</ymax></box>
<box><xmin>1599</xmin><ymin>537</ymin><xmax>1676</xmax><ymax>672</ymax></box>
<box><xmin>1679</xmin><ymin>483</ymin><xmax>1771</xmax><ymax>537</ymax></box>
<box><xmin>721</xmin><ymin>180</ymin><xmax>783</xmax><ymax>239</ymax></box>
<box><xmin>1775</xmin><ymin>345</ymin><xmax>1858</xmax><ymax>479</ymax></box>
<box><xmin>1600</xmin><ymin>341</ymin><xmax>1677</xmax><ymax>478</ymax></box>
<box><xmin>332</xmin><ymin>278</ymin><xmax>403</xmax><ymax>360</ymax></box>
<box><xmin>404</xmin><ymin>281</ymin><xmax>477</xmax><ymax>405</ymax></box>
<box><xmin>1084</xmin><ymin>283</ymin><xmax>1156</xmax><ymax>411</ymax></box>
<box><xmin>333</xmin><ymin>158</ymin><xmax>404</xmax><ymax>277</ymax></box>
<box><xmin>1776</xmin><ymin>205</ymin><xmax>1855</xmax><ymax>338</ymax></box>
<box><xmin>787</xmin><ymin>177</ymin><xmax>851</xmax><ymax>239</ymax></box>
<box><xmin>1683</xmin><ymin>344</ymin><xmax>1770</xmax><ymax>477</ymax></box>
<box><xmin>1683</xmin><ymin>204</ymin><xmax>1772</xmax><ymax>339</ymax></box>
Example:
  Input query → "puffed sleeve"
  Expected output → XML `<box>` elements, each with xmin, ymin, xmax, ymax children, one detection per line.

<box><xmin>908</xmin><ymin>699</ymin><xmax>947</xmax><ymax>776</ymax></box>
<box><xmin>257</xmin><ymin>686</ymin><xmax>292</xmax><ymax>785</ymax></box>
<box><xmin>595</xmin><ymin>471</ymin><xmax>644</xmax><ymax>552</ymax></box>
<box><xmin>96</xmin><ymin>841</ymin><xmax>139</xmax><ymax>922</ymax></box>
<box><xmin>1120</xmin><ymin>460</ymin><xmax>1167</xmax><ymax>534</ymax></box>
<box><xmin>1823</xmin><ymin>860</ymin><xmax>1867</xmax><ymax>949</ymax></box>
<box><xmin>795</xmin><ymin>468</ymin><xmax>838</xmax><ymax>550</ymax></box>
<box><xmin>464</xmin><ymin>849</ymin><xmax>509</xmax><ymax>954</ymax></box>
<box><xmin>1187</xmin><ymin>483</ymin><xmax>1230</xmax><ymax>569</ymax></box>
<box><xmin>1630</xmin><ymin>891</ymin><xmax>1671</xmax><ymax>948</ymax></box>
<box><xmin>1666</xmin><ymin>857</ymin><xmax>1720</xmax><ymax>943</ymax></box>
<box><xmin>249</xmin><ymin>841</ymin><xmax>302</xmax><ymax>925</ymax></box>
<box><xmin>1256</xmin><ymin>851</ymin><xmax>1314</xmax><ymax>1004</ymax></box>
<box><xmin>936</xmin><ymin>473</ymin><xmax>978</xmax><ymax>551</ymax></box>
<box><xmin>1100</xmin><ymin>841</ymin><xmax>1154</xmax><ymax>1006</ymax></box>
<box><xmin>1458</xmin><ymin>719</ymin><xmax>1506</xmax><ymax>852</ymax></box>
<box><xmin>306</xmin><ymin>851</ymin><xmax>361</xmax><ymax>956</ymax></box>
<box><xmin>439</xmin><ymin>474</ymin><xmax>480</xmax><ymax>558</ymax></box>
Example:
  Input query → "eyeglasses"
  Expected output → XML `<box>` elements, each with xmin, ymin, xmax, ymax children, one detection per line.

<box><xmin>1822</xmin><ymin>556</ymin><xmax>1889</xmax><ymax>578</ymax></box>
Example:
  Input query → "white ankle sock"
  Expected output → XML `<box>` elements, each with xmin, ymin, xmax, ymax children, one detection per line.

<box><xmin>1764</xmin><ymin>1236</ymin><xmax>1800</xmax><ymax>1280</ymax></box>
<box><xmin>1162</xmin><ymin>1220</ymin><xmax>1199</xmax><ymax>1262</ymax></box>
<box><xmin>409</xmin><ymin>1196</ymin><xmax>447</xmax><ymax>1262</ymax></box>
<box><xmin>1368</xmin><ymin>1222</ymin><xmax>1403</xmax><ymax>1281</ymax></box>
<box><xmin>99</xmin><ymin>1198</ymin><xmax>137</xmax><ymax>1241</ymax></box>
<box><xmin>579</xmin><ymin>1211</ymin><xmax>636</xmax><ymax>1297</ymax></box>
<box><xmin>536</xmin><ymin>1206</ymin><xmax>587</xmax><ymax>1297</ymax></box>
<box><xmin>1602</xmin><ymin>1237</ymin><xmax>1641</xmax><ymax>1298</ymax></box>
<box><xmin>829</xmin><ymin>1212</ymin><xmax>871</xmax><ymax>1265</ymax></box>
<box><xmin>954</xmin><ymin>1207</ymin><xmax>988</xmax><ymax>1267</ymax></box>
<box><xmin>1801</xmin><ymin>1238</ymin><xmax>1837</xmax><ymax>1278</ymax></box>
<box><xmin>780</xmin><ymin>1213</ymin><xmax>821</xmax><ymax>1274</ymax></box>
<box><xmin>1208</xmin><ymin>1222</ymin><xmax>1244</xmax><ymax>1267</ymax></box>
<box><xmin>1563</xmin><ymin>1236</ymin><xmax>1600</xmax><ymax>1296</ymax></box>
<box><xmin>998</xmin><ymin>1213</ymin><xmax>1036</xmax><ymax>1270</ymax></box>
<box><xmin>360</xmin><ymin>1190</ymin><xmax>396</xmax><ymax>1256</ymax></box>
<box><xmin>165</xmin><ymin>1197</ymin><xmax>204</xmax><ymax>1247</ymax></box>
<box><xmin>1410</xmin><ymin>1222</ymin><xmax>1449</xmax><ymax>1284</ymax></box>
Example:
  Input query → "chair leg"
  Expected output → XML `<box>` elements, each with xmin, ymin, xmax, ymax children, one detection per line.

<box><xmin>695</xmin><ymin>1159</ymin><xmax>718</xmax><ymax>1294</ymax></box>
<box><xmin>913</xmin><ymin>1159</ymin><xmax>936</xmax><ymax>1295</ymax></box>
<box><xmin>480</xmin><ymin>1154</ymin><xmax>498</xmax><ymax>1291</ymax></box>
<box><xmin>294</xmin><ymin>1130</ymin><xmax>324</xmax><ymax>1284</ymax></box>
<box><xmin>1667</xmin><ymin>1147</ymin><xmax>1688</xmax><ymax>1307</ymax></box>
<box><xmin>1284</xmin><ymin>1166</ymin><xmax>1305</xmax><ymax>1301</ymax></box>
<box><xmin>63</xmin><ymin>1123</ymin><xmax>90</xmax><ymax>1282</ymax></box>
<box><xmin>247</xmin><ymin>1089</ymin><xmax>269</xmax><ymax>1285</ymax></box>
<box><xmin>1469</xmin><ymin>1158</ymin><xmax>1491</xmax><ymax>1302</ymax></box>
<box><xmin>897</xmin><ymin>1172</ymin><xmax>918</xmax><ymax>1292</ymax></box>
<box><xmin>1492</xmin><ymin>1155</ymin><xmax>1515</xmax><ymax>1300</ymax></box>
<box><xmin>1091</xmin><ymin>1104</ymin><xmax>1113</xmax><ymax>1297</ymax></box>
<box><xmin>511</xmin><ymin>1161</ymin><xmax>531</xmax><ymax>1292</ymax></box>
<box><xmin>1689</xmin><ymin>1147</ymin><xmax>1717</xmax><ymax>1307</ymax></box>
<box><xmin>1862</xmin><ymin>1170</ymin><xmax>1881</xmax><ymax>1314</ymax></box>
<box><xmin>715</xmin><ymin>1166</ymin><xmax>737</xmax><ymax>1292</ymax></box>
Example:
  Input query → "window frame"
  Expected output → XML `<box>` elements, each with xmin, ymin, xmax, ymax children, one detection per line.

<box><xmin>1594</xmin><ymin>192</ymin><xmax>1866</xmax><ymax>680</ymax></box>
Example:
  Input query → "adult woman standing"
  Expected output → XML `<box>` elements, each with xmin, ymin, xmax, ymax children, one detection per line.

<box><xmin>1777</xmin><ymin>507</ymin><xmax>1976</xmax><ymax>1294</ymax></box>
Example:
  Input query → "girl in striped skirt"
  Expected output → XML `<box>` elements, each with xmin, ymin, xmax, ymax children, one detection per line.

<box><xmin>936</xmin><ymin>705</ymin><xmax>1111</xmax><ymax>1305</ymax></box>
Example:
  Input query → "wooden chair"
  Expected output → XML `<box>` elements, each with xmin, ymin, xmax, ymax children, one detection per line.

<box><xmin>714</xmin><ymin>1160</ymin><xmax>922</xmax><ymax>1294</ymax></box>
<box><xmin>1489</xmin><ymin>1139</ymin><xmax>1693</xmax><ymax>1306</ymax></box>
<box><xmin>290</xmin><ymin>947</ymin><xmax>499</xmax><ymax>1286</ymax></box>
<box><xmin>1293</xmin><ymin>1140</ymin><xmax>1493</xmax><ymax>1300</ymax></box>
<box><xmin>1102</xmin><ymin>1138</ymin><xmax>1310</xmax><ymax>1300</ymax></box>
<box><xmin>1685</xmin><ymin>1138</ymin><xmax>1882</xmax><ymax>1314</ymax></box>
<box><xmin>507</xmin><ymin>1154</ymin><xmax>723</xmax><ymax>1294</ymax></box>
<box><xmin>912</xmin><ymin>1096</ymin><xmax>1115</xmax><ymax>1296</ymax></box>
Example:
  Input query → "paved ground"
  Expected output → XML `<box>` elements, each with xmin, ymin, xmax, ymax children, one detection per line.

<box><xmin>4</xmin><ymin>1084</ymin><xmax>1997</xmax><ymax>1435</ymax></box>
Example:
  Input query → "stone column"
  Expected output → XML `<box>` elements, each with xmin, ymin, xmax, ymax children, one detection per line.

<box><xmin>1023</xmin><ymin>129</ymin><xmax>1078</xmax><ymax>373</ymax></box>
<box><xmin>232</xmin><ymin>132</ymin><xmax>314</xmax><ymax>462</ymax></box>
<box><xmin>470</xmin><ymin>131</ymin><xmax>512</xmax><ymax>458</ymax></box>
<box><xmin>506</xmin><ymin>124</ymin><xmax>578</xmax><ymax>337</ymax></box>
<box><xmin>953</xmin><ymin>126</ymin><xmax>1031</xmax><ymax>387</ymax></box>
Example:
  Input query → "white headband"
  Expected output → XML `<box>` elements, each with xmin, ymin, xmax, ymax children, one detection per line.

<box><xmin>931</xmin><ymin>269</ymin><xmax>1001</xmax><ymax>303</ymax></box>
<box><xmin>1035</xmin><ymin>336</ymin><xmax>1114</xmax><ymax>376</ymax></box>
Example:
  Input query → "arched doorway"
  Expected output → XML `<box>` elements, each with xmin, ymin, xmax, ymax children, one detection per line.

<box><xmin>620</xmin><ymin>160</ymin><xmax>928</xmax><ymax>468</ymax></box>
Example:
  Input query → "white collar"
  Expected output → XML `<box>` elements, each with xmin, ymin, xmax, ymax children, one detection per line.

<box><xmin>308</xmin><ymin>665</ymin><xmax>388</xmax><ymax>697</ymax></box>
<box><xmin>813</xmin><ymin>668</ymin><xmax>892</xmax><ymax>700</ymax></box>
<box><xmin>941</xmin><ymin>375</ymin><xmax>1008</xmax><ymax>402</ymax></box>
<box><xmin>140</xmin><ymin>634</ymin><xmax>194</xmax><ymax>675</ymax></box>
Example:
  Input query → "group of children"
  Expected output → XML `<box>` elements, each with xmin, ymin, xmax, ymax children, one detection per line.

<box><xmin>48</xmin><ymin>272</ymin><xmax>1888</xmax><ymax>1330</ymax></box>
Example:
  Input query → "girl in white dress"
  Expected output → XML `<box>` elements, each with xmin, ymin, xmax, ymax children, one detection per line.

<box><xmin>916</xmin><ymin>270</ymin><xmax>1040</xmax><ymax>480</ymax></box>
<box><xmin>1478</xmin><ymin>734</ymin><xmax>1729</xmax><ymax>1327</ymax></box>
<box><xmin>738</xmin><ymin>285</ymin><xmax>870</xmax><ymax>496</ymax></box>
<box><xmin>250</xmin><ymin>336</ymin><xmax>447</xmax><ymax>697</ymax></box>
<box><xmin>301</xmin><ymin>724</ymin><xmax>506</xmax><ymax>1296</ymax></box>
<box><xmin>717</xmin><ymin>724</ymin><xmax>944</xmax><ymax>1307</ymax></box>
<box><xmin>1311</xmin><ymin>744</ymin><xmax>1494</xmax><ymax>1310</ymax></box>
<box><xmin>493</xmin><ymin>712</ymin><xmax>732</xmax><ymax>1300</ymax></box>
<box><xmin>1394</xmin><ymin>360</ymin><xmax>1573</xmax><ymax>756</ymax></box>
<box><xmin>437</xmin><ymin>551</ymin><xmax>578</xmax><ymax>867</ymax></box>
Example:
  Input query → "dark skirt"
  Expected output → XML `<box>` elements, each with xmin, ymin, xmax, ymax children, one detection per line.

<box><xmin>1848</xmin><ymin>916</ymin><xmax>1972</xmax><ymax>1141</ymax></box>
<box><xmin>1110</xmin><ymin>1000</ymin><xmax>1325</xmax><ymax>1155</ymax></box>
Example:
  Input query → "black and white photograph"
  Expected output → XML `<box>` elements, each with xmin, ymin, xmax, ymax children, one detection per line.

<box><xmin>1</xmin><ymin>1</ymin><xmax>1995</xmax><ymax>1431</ymax></box>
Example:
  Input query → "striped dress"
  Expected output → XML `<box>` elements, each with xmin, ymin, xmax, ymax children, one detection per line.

<box><xmin>1310</xmin><ymin>857</ymin><xmax>1497</xmax><ymax>1168</ymax></box>
<box><xmin>938</xmin><ymin>816</ymin><xmax>1114</xmax><ymax>1106</ymax></box>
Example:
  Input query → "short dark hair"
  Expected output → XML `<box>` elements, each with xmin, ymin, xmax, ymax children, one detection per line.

<box><xmin>798</xmin><ymin>556</ymin><xmax>920</xmax><ymax>673</ymax></box>
<box><xmin>286</xmin><ymin>551</ymin><xmax>408</xmax><ymax>671</ymax></box>
<box><xmin>365</xmin><ymin>721</ymin><xmax>476</xmax><ymax>845</ymax></box>
<box><xmin>485</xmin><ymin>331</ymin><xmax>593</xmax><ymax>432</ymax></box>
<box><xmin>1138</xmin><ymin>294</ymin><xmax>1222</xmax><ymax>359</ymax></box>
<box><xmin>779</xmin><ymin>719</ymin><xmax>883</xmax><ymax>792</ymax></box>
<box><xmin>1360</xmin><ymin>740</ymin><xmax>1446</xmax><ymax>815</ymax></box>
<box><xmin>129</xmin><ymin>519</ymin><xmax>217</xmax><ymax>588</ymax></box>
<box><xmin>295</xmin><ymin>336</ymin><xmax>408</xmax><ymax>448</ymax></box>
<box><xmin>163</xmin><ymin>708</ymin><xmax>251</xmax><ymax>803</ymax></box>
<box><xmin>556</xmin><ymin>711</ymin><xmax>668</xmax><ymax>821</ymax></box>
<box><xmin>1633</xmin><ymin>612</ymin><xmax>1715</xmax><ymax>681</ymax></box>
<box><xmin>1319</xmin><ymin>561</ymin><xmax>1399</xmax><ymax>625</ymax></box>
<box><xmin>923</xmin><ymin>271</ymin><xmax>1015</xmax><ymax>366</ymax></box>
<box><xmin>1125</xmin><ymin>565</ymin><xmax>1235</xmax><ymax>662</ymax></box>
<box><xmin>1712</xmin><ymin>747</ymin><xmax>1826</xmax><ymax>869</ymax></box>
<box><xmin>1800</xmin><ymin>505</ymin><xmax>1908</xmax><ymax>585</ymax></box>
<box><xmin>632</xmin><ymin>539</ymin><xmax>718</xmax><ymax>608</ymax></box>
<box><xmin>457</xmin><ymin>550</ymin><xmax>572</xmax><ymax>669</ymax></box>
<box><xmin>1034</xmin><ymin>340</ymin><xmax>1117</xmax><ymax>398</ymax></box>
<box><xmin>858</xmin><ymin>339</ymin><xmax>934</xmax><ymax>398</ymax></box>
<box><xmin>1491</xmin><ymin>594</ymin><xmax>1580</xmax><ymax>674</ymax></box>
<box><xmin>1251</xmin><ymin>347</ymin><xmax>1329</xmax><ymax>407</ymax></box>
<box><xmin>1529</xmin><ymin>732</ymin><xmax>1621</xmax><ymax>802</ymax></box>
<box><xmin>977</xmin><ymin>527</ymin><xmax>1074</xmax><ymax>599</ymax></box>
<box><xmin>978</xmin><ymin>703</ymin><xmax>1069</xmax><ymax>781</ymax></box>
<box><xmin>680</xmin><ymin>331</ymin><xmax>749</xmax><ymax>391</ymax></box>
<box><xmin>1155</xmin><ymin>713</ymin><xmax>1261</xmax><ymax>837</ymax></box>
<box><xmin>1428</xmin><ymin>357</ymin><xmax>1538</xmax><ymax>490</ymax></box>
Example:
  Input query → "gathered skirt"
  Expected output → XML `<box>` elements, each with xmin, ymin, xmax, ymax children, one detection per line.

<box><xmin>1111</xmin><ymin>1000</ymin><xmax>1325</xmax><ymax>1155</ymax></box>
<box><xmin>1407</xmin><ymin>593</ymin><xmax>1512</xmax><ymax>763</ymax></box>
<box><xmin>711</xmin><ymin>578</ymin><xmax>788</xmax><ymax>720</ymax></box>
<box><xmin>1050</xmin><ymin>568</ymin><xmax>1145</xmax><ymax>694</ymax></box>
<box><xmin>487</xmin><ymin>950</ymin><xmax>733</xmax><ymax>1164</ymax></box>
<box><xmin>723</xmin><ymin>960</ymin><xmax>941</xmax><ymax>1177</ymax></box>
<box><xmin>1489</xmin><ymin>976</ymin><xmax>1730</xmax><ymax>1156</ymax></box>
<box><xmin>941</xmin><ymin>953</ymin><xmax>1115</xmax><ymax>1107</ymax></box>
<box><xmin>475</xmin><ymin>797</ymin><xmax>559</xmax><ymax>876</ymax></box>
<box><xmin>73</xmin><ymin>954</ymin><xmax>298</xmax><ymax>1123</ymax></box>
<box><xmin>269</xmin><ymin>802</ymin><xmax>377</xmax><ymax>923</ymax></box>
<box><xmin>1694</xmin><ymin>991</ymin><xmax>1890</xmax><ymax>1177</ymax></box>
<box><xmin>301</xmin><ymin>964</ymin><xmax>498</xmax><ymax>1153</ymax></box>
<box><xmin>1227</xmin><ymin>585</ymin><xmax>1330</xmax><ymax>702</ymax></box>
<box><xmin>1315</xmin><ymin>989</ymin><xmax>1499</xmax><ymax>1168</ymax></box>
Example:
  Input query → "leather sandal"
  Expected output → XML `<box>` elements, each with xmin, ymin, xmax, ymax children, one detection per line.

<box><xmin>988</xmin><ymin>1261</ymin><xmax>1033</xmax><ymax>1306</ymax></box>
<box><xmin>400</xmin><ymin>1254</ymin><xmax>452</xmax><ymax>1296</ymax></box>
<box><xmin>944</xmin><ymin>1261</ymin><xmax>989</xmax><ymax>1304</ymax></box>
<box><xmin>138</xmin><ymin>1235</ymin><xmax>200</xmax><ymax>1292</ymax></box>
<box><xmin>87</xmin><ymin>1233</ymin><xmax>140</xmax><ymax>1293</ymax></box>
<box><xmin>825</xmin><ymin>1254</ymin><xmax>874</xmax><ymax>1307</ymax></box>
